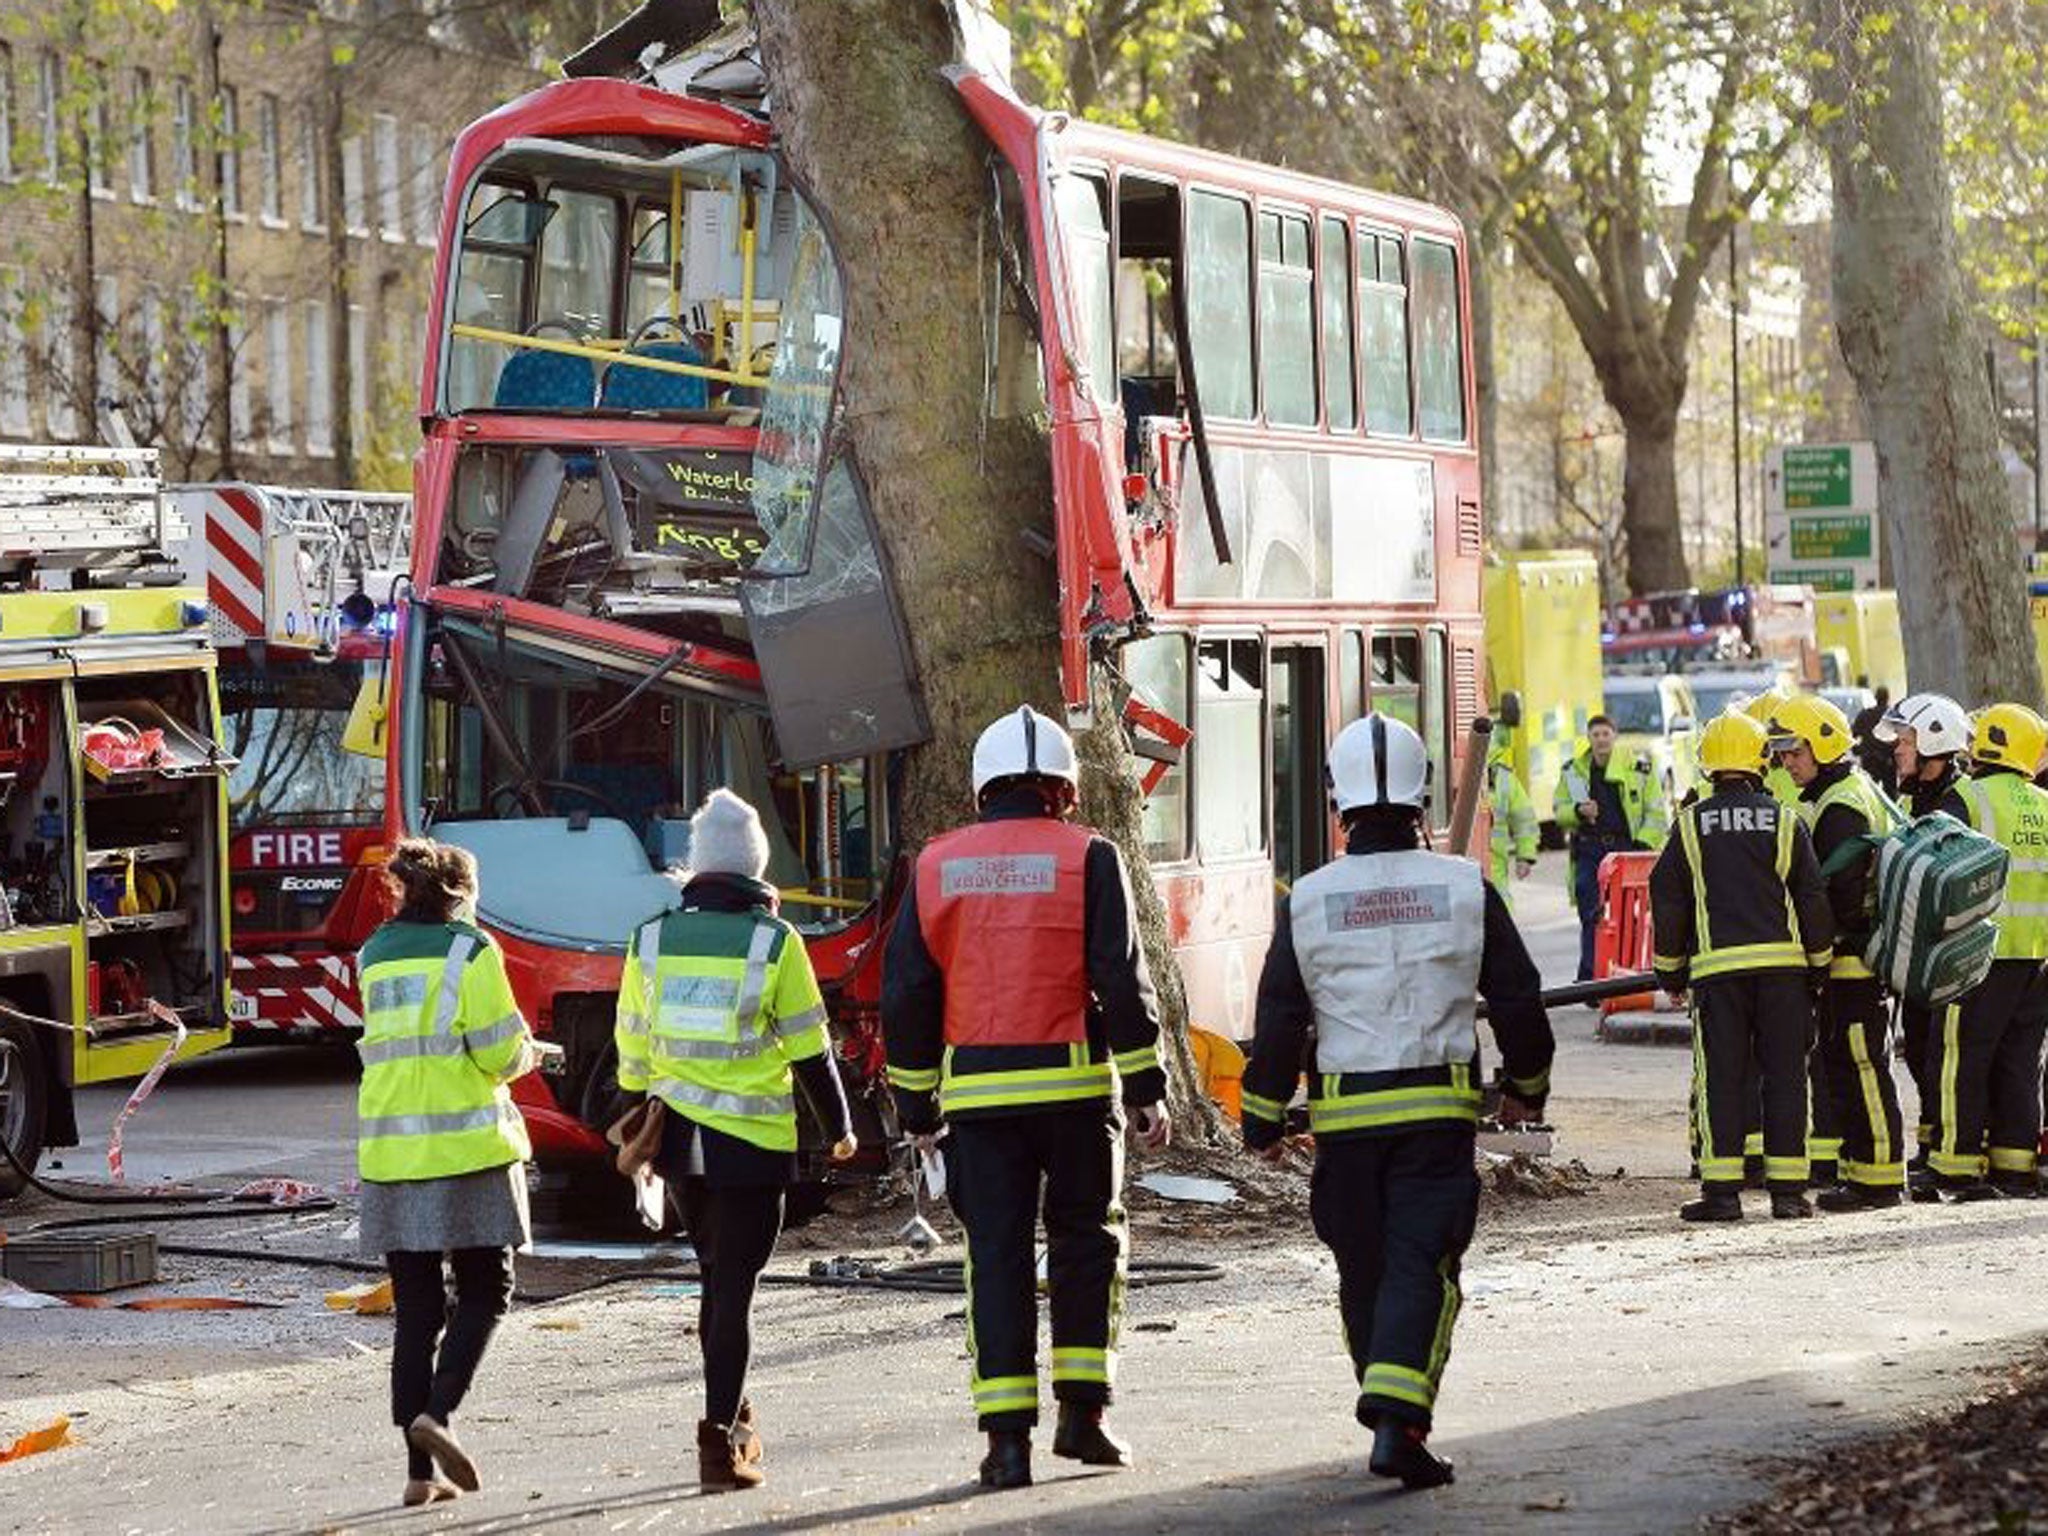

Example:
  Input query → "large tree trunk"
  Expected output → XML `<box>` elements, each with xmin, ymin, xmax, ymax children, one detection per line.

<box><xmin>752</xmin><ymin>0</ymin><xmax>1215</xmax><ymax>1134</ymax></box>
<box><xmin>1616</xmin><ymin>412</ymin><xmax>1688</xmax><ymax>595</ymax></box>
<box><xmin>1805</xmin><ymin>0</ymin><xmax>2041</xmax><ymax>705</ymax></box>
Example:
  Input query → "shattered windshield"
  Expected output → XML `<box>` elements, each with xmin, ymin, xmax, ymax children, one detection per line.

<box><xmin>412</xmin><ymin>618</ymin><xmax>881</xmax><ymax>931</ymax></box>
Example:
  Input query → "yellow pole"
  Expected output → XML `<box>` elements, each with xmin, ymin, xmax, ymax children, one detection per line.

<box><xmin>668</xmin><ymin>171</ymin><xmax>682</xmax><ymax>327</ymax></box>
<box><xmin>739</xmin><ymin>190</ymin><xmax>758</xmax><ymax>379</ymax></box>
<box><xmin>448</xmin><ymin>323</ymin><xmax>822</xmax><ymax>395</ymax></box>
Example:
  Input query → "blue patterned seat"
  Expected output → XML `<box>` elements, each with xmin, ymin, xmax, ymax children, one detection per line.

<box><xmin>492</xmin><ymin>347</ymin><xmax>597</xmax><ymax>410</ymax></box>
<box><xmin>600</xmin><ymin>340</ymin><xmax>709</xmax><ymax>412</ymax></box>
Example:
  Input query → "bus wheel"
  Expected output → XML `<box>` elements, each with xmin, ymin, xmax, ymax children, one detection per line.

<box><xmin>0</xmin><ymin>1019</ymin><xmax>46</xmax><ymax>1200</ymax></box>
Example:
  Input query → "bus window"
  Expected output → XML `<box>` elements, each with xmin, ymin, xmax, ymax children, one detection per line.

<box><xmin>1116</xmin><ymin>173</ymin><xmax>1182</xmax><ymax>470</ymax></box>
<box><xmin>1270</xmin><ymin>645</ymin><xmax>1328</xmax><ymax>883</ymax></box>
<box><xmin>1422</xmin><ymin>629</ymin><xmax>1453</xmax><ymax>824</ymax></box>
<box><xmin>1339</xmin><ymin>629</ymin><xmax>1365</xmax><ymax>726</ymax></box>
<box><xmin>536</xmin><ymin>188</ymin><xmax>621</xmax><ymax>339</ymax></box>
<box><xmin>1412</xmin><ymin>237</ymin><xmax>1466</xmax><ymax>442</ymax></box>
<box><xmin>1360</xmin><ymin>228</ymin><xmax>1411</xmax><ymax>436</ymax></box>
<box><xmin>625</xmin><ymin>204</ymin><xmax>680</xmax><ymax>336</ymax></box>
<box><xmin>1319</xmin><ymin>216</ymin><xmax>1356</xmax><ymax>431</ymax></box>
<box><xmin>449</xmin><ymin>181</ymin><xmax>546</xmax><ymax>410</ymax></box>
<box><xmin>1370</xmin><ymin>629</ymin><xmax>1421</xmax><ymax>731</ymax></box>
<box><xmin>1258</xmin><ymin>209</ymin><xmax>1315</xmax><ymax>426</ymax></box>
<box><xmin>1195</xmin><ymin>636</ymin><xmax>1265</xmax><ymax>859</ymax></box>
<box><xmin>1187</xmin><ymin>190</ymin><xmax>1254</xmax><ymax>421</ymax></box>
<box><xmin>1054</xmin><ymin>171</ymin><xmax>1116</xmax><ymax>395</ymax></box>
<box><xmin>1124</xmin><ymin>633</ymin><xmax>1190</xmax><ymax>862</ymax></box>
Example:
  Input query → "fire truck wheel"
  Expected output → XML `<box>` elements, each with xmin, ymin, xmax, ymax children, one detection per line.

<box><xmin>0</xmin><ymin>1018</ymin><xmax>47</xmax><ymax>1200</ymax></box>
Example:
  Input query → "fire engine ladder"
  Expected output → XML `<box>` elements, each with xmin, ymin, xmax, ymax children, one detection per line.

<box><xmin>266</xmin><ymin>488</ymin><xmax>414</xmax><ymax>620</ymax></box>
<box><xmin>0</xmin><ymin>445</ymin><xmax>187</xmax><ymax>580</ymax></box>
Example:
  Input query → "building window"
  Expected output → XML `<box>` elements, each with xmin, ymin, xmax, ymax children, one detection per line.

<box><xmin>348</xmin><ymin>302</ymin><xmax>368</xmax><ymax>441</ymax></box>
<box><xmin>42</xmin><ymin>291</ymin><xmax>78</xmax><ymax>438</ymax></box>
<box><xmin>127</xmin><ymin>68</ymin><xmax>153</xmax><ymax>202</ymax></box>
<box><xmin>1187</xmin><ymin>190</ymin><xmax>1254</xmax><ymax>421</ymax></box>
<box><xmin>410</xmin><ymin>128</ymin><xmax>438</xmax><ymax>245</ymax></box>
<box><xmin>1124</xmin><ymin>632</ymin><xmax>1191</xmax><ymax>863</ymax></box>
<box><xmin>94</xmin><ymin>274</ymin><xmax>120</xmax><ymax>411</ymax></box>
<box><xmin>178</xmin><ymin>296</ymin><xmax>210</xmax><ymax>447</ymax></box>
<box><xmin>87</xmin><ymin>65</ymin><xmax>111</xmax><ymax>198</ymax></box>
<box><xmin>304</xmin><ymin>299</ymin><xmax>332</xmax><ymax>454</ymax></box>
<box><xmin>257</xmin><ymin>93</ymin><xmax>282</xmax><ymax>224</ymax></box>
<box><xmin>171</xmin><ymin>80</ymin><xmax>197</xmax><ymax>210</ymax></box>
<box><xmin>265</xmin><ymin>298</ymin><xmax>294</xmax><ymax>452</ymax></box>
<box><xmin>0</xmin><ymin>44</ymin><xmax>15</xmax><ymax>183</ymax></box>
<box><xmin>374</xmin><ymin>112</ymin><xmax>401</xmax><ymax>240</ymax></box>
<box><xmin>300</xmin><ymin>109</ymin><xmax>325</xmax><ymax>231</ymax></box>
<box><xmin>1194</xmin><ymin>636</ymin><xmax>1265</xmax><ymax>860</ymax></box>
<box><xmin>38</xmin><ymin>51</ymin><xmax>59</xmax><ymax>186</ymax></box>
<box><xmin>1257</xmin><ymin>208</ymin><xmax>1316</xmax><ymax>427</ymax></box>
<box><xmin>1360</xmin><ymin>228</ymin><xmax>1411</xmax><ymax>436</ymax></box>
<box><xmin>137</xmin><ymin>288</ymin><xmax>164</xmax><ymax>435</ymax></box>
<box><xmin>0</xmin><ymin>268</ymin><xmax>28</xmax><ymax>435</ymax></box>
<box><xmin>228</xmin><ymin>299</ymin><xmax>251</xmax><ymax>444</ymax></box>
<box><xmin>218</xmin><ymin>85</ymin><xmax>241</xmax><ymax>218</ymax></box>
<box><xmin>342</xmin><ymin>134</ymin><xmax>365</xmax><ymax>235</ymax></box>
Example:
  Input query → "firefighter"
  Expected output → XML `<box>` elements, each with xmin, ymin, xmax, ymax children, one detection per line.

<box><xmin>1486</xmin><ymin>739</ymin><xmax>1539</xmax><ymax>909</ymax></box>
<box><xmin>610</xmin><ymin>789</ymin><xmax>857</xmax><ymax>1492</ymax></box>
<box><xmin>1555</xmin><ymin>715</ymin><xmax>1669</xmax><ymax>982</ymax></box>
<box><xmin>1768</xmin><ymin>693</ymin><xmax>1905</xmax><ymax>1211</ymax></box>
<box><xmin>881</xmin><ymin>707</ymin><xmax>1169</xmax><ymax>1491</ymax></box>
<box><xmin>1241</xmin><ymin>714</ymin><xmax>1553</xmax><ymax>1491</ymax></box>
<box><xmin>1651</xmin><ymin>713</ymin><xmax>1835</xmax><ymax>1221</ymax></box>
<box><xmin>1921</xmin><ymin>703</ymin><xmax>2048</xmax><ymax>1200</ymax></box>
<box><xmin>1871</xmin><ymin>692</ymin><xmax>1971</xmax><ymax>1166</ymax></box>
<box><xmin>355</xmin><ymin>839</ymin><xmax>535</xmax><ymax>1507</ymax></box>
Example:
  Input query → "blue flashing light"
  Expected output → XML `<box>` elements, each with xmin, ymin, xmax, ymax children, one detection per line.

<box><xmin>1600</xmin><ymin>631</ymin><xmax>1617</xmax><ymax>644</ymax></box>
<box><xmin>373</xmin><ymin>606</ymin><xmax>399</xmax><ymax>637</ymax></box>
<box><xmin>179</xmin><ymin>600</ymin><xmax>209</xmax><ymax>629</ymax></box>
<box><xmin>1688</xmin><ymin>622</ymin><xmax>1707</xmax><ymax>634</ymax></box>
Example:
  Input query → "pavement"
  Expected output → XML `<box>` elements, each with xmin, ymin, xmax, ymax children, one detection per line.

<box><xmin>1</xmin><ymin>851</ymin><xmax>2036</xmax><ymax>1535</ymax></box>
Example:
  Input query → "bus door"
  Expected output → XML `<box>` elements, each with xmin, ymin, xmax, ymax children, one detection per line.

<box><xmin>1269</xmin><ymin>643</ymin><xmax>1328</xmax><ymax>885</ymax></box>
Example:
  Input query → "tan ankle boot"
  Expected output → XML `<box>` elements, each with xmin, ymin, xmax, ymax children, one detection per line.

<box><xmin>697</xmin><ymin>1418</ymin><xmax>765</xmax><ymax>1492</ymax></box>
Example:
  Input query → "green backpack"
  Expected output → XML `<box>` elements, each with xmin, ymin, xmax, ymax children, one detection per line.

<box><xmin>1821</xmin><ymin>803</ymin><xmax>2008</xmax><ymax>1008</ymax></box>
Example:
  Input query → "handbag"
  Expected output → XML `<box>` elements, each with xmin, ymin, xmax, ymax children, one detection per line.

<box><xmin>606</xmin><ymin>1097</ymin><xmax>666</xmax><ymax>1178</ymax></box>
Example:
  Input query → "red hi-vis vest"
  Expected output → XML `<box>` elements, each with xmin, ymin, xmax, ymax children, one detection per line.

<box><xmin>916</xmin><ymin>817</ymin><xmax>1094</xmax><ymax>1047</ymax></box>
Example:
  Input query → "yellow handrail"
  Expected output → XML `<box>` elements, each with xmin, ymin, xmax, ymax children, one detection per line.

<box><xmin>452</xmin><ymin>322</ymin><xmax>827</xmax><ymax>397</ymax></box>
<box><xmin>778</xmin><ymin>888</ymin><xmax>870</xmax><ymax>912</ymax></box>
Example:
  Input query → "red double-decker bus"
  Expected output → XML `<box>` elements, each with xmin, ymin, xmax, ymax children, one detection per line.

<box><xmin>380</xmin><ymin>55</ymin><xmax>1482</xmax><ymax>1178</ymax></box>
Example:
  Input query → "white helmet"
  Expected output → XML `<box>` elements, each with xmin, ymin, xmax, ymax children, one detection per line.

<box><xmin>1872</xmin><ymin>692</ymin><xmax>1970</xmax><ymax>757</ymax></box>
<box><xmin>971</xmin><ymin>706</ymin><xmax>1079</xmax><ymax>797</ymax></box>
<box><xmin>1328</xmin><ymin>713</ymin><xmax>1430</xmax><ymax>813</ymax></box>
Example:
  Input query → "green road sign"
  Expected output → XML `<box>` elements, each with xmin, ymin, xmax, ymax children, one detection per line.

<box><xmin>1787</xmin><ymin>513</ymin><xmax>1874</xmax><ymax>561</ymax></box>
<box><xmin>1768</xmin><ymin>565</ymin><xmax>1862</xmax><ymax>593</ymax></box>
<box><xmin>1781</xmin><ymin>446</ymin><xmax>1855</xmax><ymax>508</ymax></box>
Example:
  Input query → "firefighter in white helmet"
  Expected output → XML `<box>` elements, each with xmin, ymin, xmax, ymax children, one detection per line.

<box><xmin>882</xmin><ymin>706</ymin><xmax>1169</xmax><ymax>1490</ymax></box>
<box><xmin>1240</xmin><ymin>713</ymin><xmax>1554</xmax><ymax>1490</ymax></box>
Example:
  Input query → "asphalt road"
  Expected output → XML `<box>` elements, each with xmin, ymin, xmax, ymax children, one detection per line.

<box><xmin>9</xmin><ymin>851</ymin><xmax>2009</xmax><ymax>1535</ymax></box>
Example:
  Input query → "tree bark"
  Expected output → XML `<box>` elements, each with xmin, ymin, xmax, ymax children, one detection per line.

<box><xmin>1616</xmin><ymin>408</ymin><xmax>1688</xmax><ymax>595</ymax></box>
<box><xmin>1805</xmin><ymin>0</ymin><xmax>2041</xmax><ymax>704</ymax></box>
<box><xmin>752</xmin><ymin>0</ymin><xmax>1216</xmax><ymax>1134</ymax></box>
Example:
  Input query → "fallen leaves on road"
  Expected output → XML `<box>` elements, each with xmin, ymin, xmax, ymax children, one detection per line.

<box><xmin>1486</xmin><ymin>1154</ymin><xmax>1597</xmax><ymax>1200</ymax></box>
<box><xmin>1708</xmin><ymin>1349</ymin><xmax>2048</xmax><ymax>1531</ymax></box>
<box><xmin>324</xmin><ymin>1278</ymin><xmax>393</xmax><ymax>1315</ymax></box>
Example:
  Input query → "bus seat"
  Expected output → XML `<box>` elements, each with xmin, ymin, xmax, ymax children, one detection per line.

<box><xmin>436</xmin><ymin>817</ymin><xmax>680</xmax><ymax>949</ymax></box>
<box><xmin>600</xmin><ymin>341</ymin><xmax>708</xmax><ymax>412</ymax></box>
<box><xmin>492</xmin><ymin>348</ymin><xmax>597</xmax><ymax>411</ymax></box>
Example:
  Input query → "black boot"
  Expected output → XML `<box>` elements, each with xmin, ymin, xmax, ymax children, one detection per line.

<box><xmin>1770</xmin><ymin>1190</ymin><xmax>1813</xmax><ymax>1219</ymax></box>
<box><xmin>1815</xmin><ymin>1184</ymin><xmax>1902</xmax><ymax>1213</ymax></box>
<box><xmin>979</xmin><ymin>1431</ymin><xmax>1032</xmax><ymax>1490</ymax></box>
<box><xmin>1948</xmin><ymin>1180</ymin><xmax>2006</xmax><ymax>1202</ymax></box>
<box><xmin>1990</xmin><ymin>1175</ymin><xmax>2041</xmax><ymax>1201</ymax></box>
<box><xmin>1679</xmin><ymin>1191</ymin><xmax>1742</xmax><ymax>1222</ymax></box>
<box><xmin>1908</xmin><ymin>1167</ymin><xmax>1943</xmax><ymax>1203</ymax></box>
<box><xmin>1052</xmin><ymin>1403</ymin><xmax>1132</xmax><ymax>1467</ymax></box>
<box><xmin>1369</xmin><ymin>1421</ymin><xmax>1454</xmax><ymax>1490</ymax></box>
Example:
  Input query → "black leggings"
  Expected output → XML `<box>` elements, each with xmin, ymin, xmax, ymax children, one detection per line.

<box><xmin>678</xmin><ymin>1180</ymin><xmax>784</xmax><ymax>1427</ymax></box>
<box><xmin>388</xmin><ymin>1247</ymin><xmax>515</xmax><ymax>1478</ymax></box>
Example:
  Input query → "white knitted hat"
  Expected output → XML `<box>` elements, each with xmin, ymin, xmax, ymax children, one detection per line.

<box><xmin>689</xmin><ymin>788</ymin><xmax>770</xmax><ymax>879</ymax></box>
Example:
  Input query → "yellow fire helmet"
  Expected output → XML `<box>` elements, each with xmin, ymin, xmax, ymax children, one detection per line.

<box><xmin>1698</xmin><ymin>712</ymin><xmax>1770</xmax><ymax>778</ymax></box>
<box><xmin>1767</xmin><ymin>692</ymin><xmax>1853</xmax><ymax>765</ymax></box>
<box><xmin>1740</xmin><ymin>687</ymin><xmax>1789</xmax><ymax>723</ymax></box>
<box><xmin>1970</xmin><ymin>702</ymin><xmax>2048</xmax><ymax>771</ymax></box>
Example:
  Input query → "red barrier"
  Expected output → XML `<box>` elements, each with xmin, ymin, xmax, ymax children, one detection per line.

<box><xmin>1592</xmin><ymin>851</ymin><xmax>1663</xmax><ymax>1014</ymax></box>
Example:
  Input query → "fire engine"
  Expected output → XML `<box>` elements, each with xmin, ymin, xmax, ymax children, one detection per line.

<box><xmin>0</xmin><ymin>445</ymin><xmax>235</xmax><ymax>1197</ymax></box>
<box><xmin>167</xmin><ymin>484</ymin><xmax>411</xmax><ymax>1038</ymax></box>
